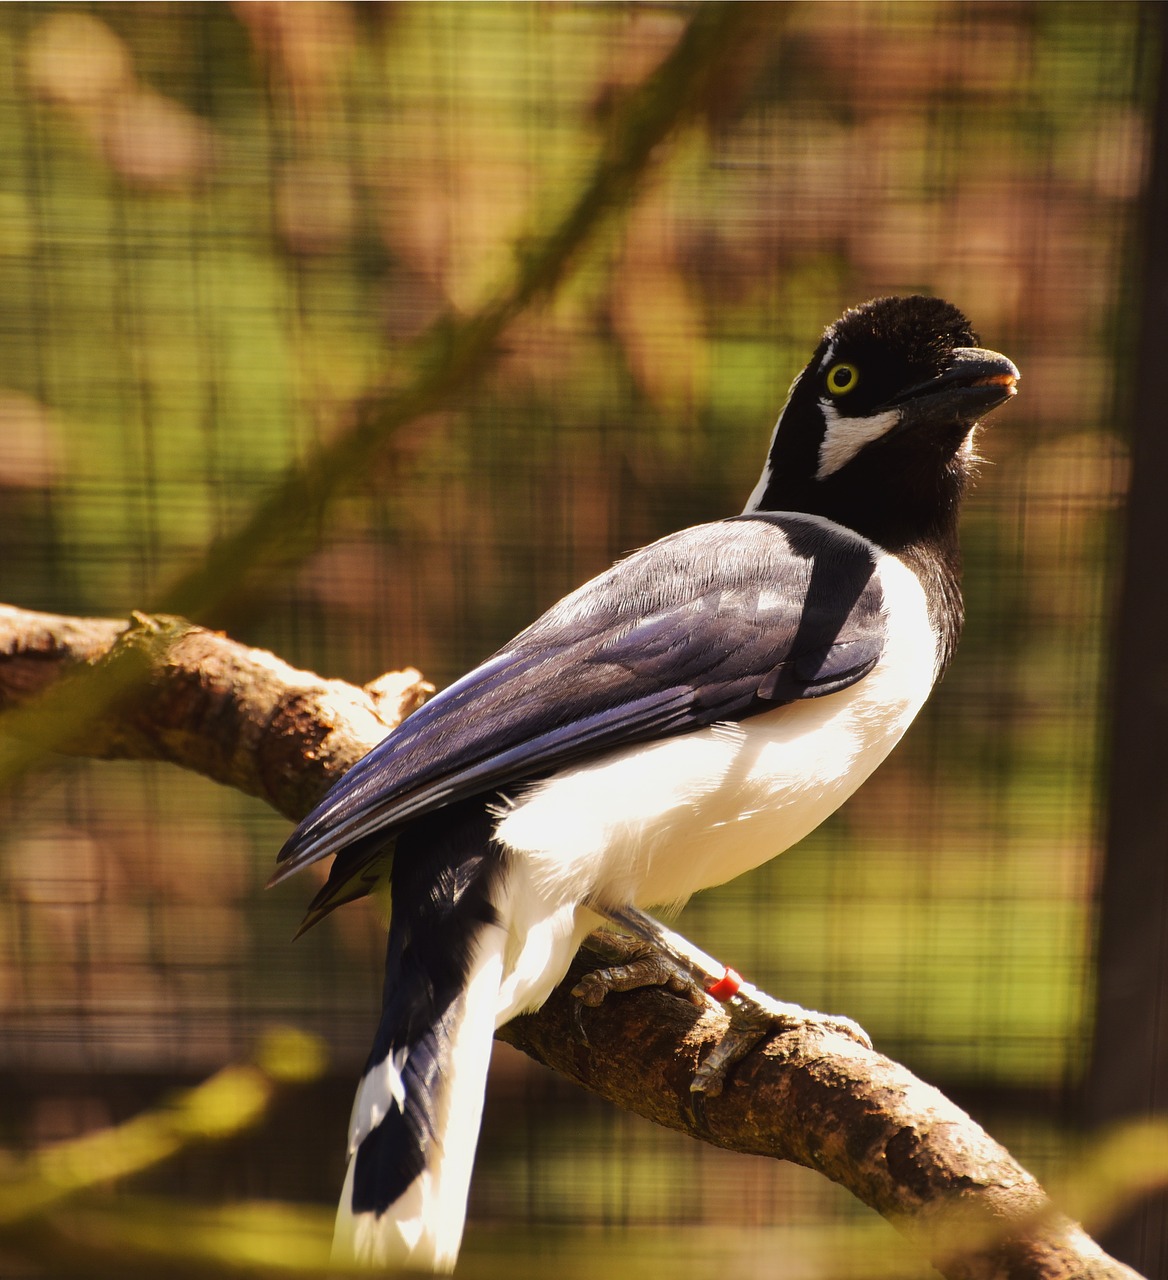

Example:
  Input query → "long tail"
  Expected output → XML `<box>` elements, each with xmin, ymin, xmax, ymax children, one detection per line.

<box><xmin>331</xmin><ymin>803</ymin><xmax>507</xmax><ymax>1273</ymax></box>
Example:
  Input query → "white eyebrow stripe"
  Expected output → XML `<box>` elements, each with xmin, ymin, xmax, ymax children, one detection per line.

<box><xmin>815</xmin><ymin>401</ymin><xmax>901</xmax><ymax>479</ymax></box>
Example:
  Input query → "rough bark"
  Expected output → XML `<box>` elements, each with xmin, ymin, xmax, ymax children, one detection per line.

<box><xmin>501</xmin><ymin>949</ymin><xmax>1134</xmax><ymax>1280</ymax></box>
<box><xmin>0</xmin><ymin>604</ymin><xmax>1145</xmax><ymax>1280</ymax></box>
<box><xmin>0</xmin><ymin>604</ymin><xmax>431</xmax><ymax>820</ymax></box>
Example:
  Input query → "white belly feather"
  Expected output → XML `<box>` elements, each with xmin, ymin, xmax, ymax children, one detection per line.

<box><xmin>489</xmin><ymin>549</ymin><xmax>938</xmax><ymax>1024</ymax></box>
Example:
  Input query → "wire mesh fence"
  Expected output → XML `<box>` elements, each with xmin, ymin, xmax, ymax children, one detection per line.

<box><xmin>0</xmin><ymin>2</ymin><xmax>1158</xmax><ymax>1275</ymax></box>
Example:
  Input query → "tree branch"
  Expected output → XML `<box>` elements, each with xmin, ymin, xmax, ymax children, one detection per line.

<box><xmin>0</xmin><ymin>604</ymin><xmax>430</xmax><ymax>820</ymax></box>
<box><xmin>0</xmin><ymin>605</ymin><xmax>1144</xmax><ymax>1280</ymax></box>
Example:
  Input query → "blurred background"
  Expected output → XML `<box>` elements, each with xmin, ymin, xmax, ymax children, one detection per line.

<box><xmin>0</xmin><ymin>2</ymin><xmax>1164</xmax><ymax>1276</ymax></box>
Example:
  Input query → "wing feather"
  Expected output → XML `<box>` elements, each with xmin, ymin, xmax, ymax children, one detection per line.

<box><xmin>273</xmin><ymin>514</ymin><xmax>888</xmax><ymax>918</ymax></box>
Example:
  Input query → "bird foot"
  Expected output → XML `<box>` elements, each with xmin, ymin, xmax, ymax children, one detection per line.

<box><xmin>571</xmin><ymin>929</ymin><xmax>705</xmax><ymax>1007</ymax></box>
<box><xmin>575</xmin><ymin>904</ymin><xmax>872</xmax><ymax>1098</ymax></box>
<box><xmin>690</xmin><ymin>993</ymin><xmax>871</xmax><ymax>1097</ymax></box>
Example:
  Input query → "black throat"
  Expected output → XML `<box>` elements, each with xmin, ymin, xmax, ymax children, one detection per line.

<box><xmin>752</xmin><ymin>442</ymin><xmax>973</xmax><ymax>677</ymax></box>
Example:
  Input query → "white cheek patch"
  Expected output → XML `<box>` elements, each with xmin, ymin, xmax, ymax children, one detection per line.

<box><xmin>816</xmin><ymin>400</ymin><xmax>901</xmax><ymax>479</ymax></box>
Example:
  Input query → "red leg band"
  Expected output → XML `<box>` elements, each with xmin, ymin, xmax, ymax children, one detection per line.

<box><xmin>705</xmin><ymin>968</ymin><xmax>742</xmax><ymax>1001</ymax></box>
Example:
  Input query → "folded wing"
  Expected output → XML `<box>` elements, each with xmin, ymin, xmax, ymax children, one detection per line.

<box><xmin>273</xmin><ymin>513</ymin><xmax>888</xmax><ymax>923</ymax></box>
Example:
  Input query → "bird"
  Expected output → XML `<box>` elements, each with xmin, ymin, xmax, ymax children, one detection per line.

<box><xmin>271</xmin><ymin>294</ymin><xmax>1018</xmax><ymax>1272</ymax></box>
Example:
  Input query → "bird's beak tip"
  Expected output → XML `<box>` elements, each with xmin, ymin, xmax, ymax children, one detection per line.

<box><xmin>971</xmin><ymin>371</ymin><xmax>1018</xmax><ymax>397</ymax></box>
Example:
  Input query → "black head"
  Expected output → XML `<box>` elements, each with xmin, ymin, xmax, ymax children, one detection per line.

<box><xmin>746</xmin><ymin>296</ymin><xmax>1018</xmax><ymax>556</ymax></box>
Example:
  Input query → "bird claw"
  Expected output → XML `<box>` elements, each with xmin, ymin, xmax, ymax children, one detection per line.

<box><xmin>571</xmin><ymin>934</ymin><xmax>704</xmax><ymax>1007</ymax></box>
<box><xmin>574</xmin><ymin>906</ymin><xmax>873</xmax><ymax>1098</ymax></box>
<box><xmin>690</xmin><ymin>996</ymin><xmax>871</xmax><ymax>1097</ymax></box>
<box><xmin>571</xmin><ymin>994</ymin><xmax>592</xmax><ymax>1046</ymax></box>
<box><xmin>691</xmin><ymin>1016</ymin><xmax>764</xmax><ymax>1097</ymax></box>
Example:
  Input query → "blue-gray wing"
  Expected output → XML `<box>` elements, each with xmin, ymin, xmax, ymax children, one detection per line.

<box><xmin>273</xmin><ymin>514</ymin><xmax>888</xmax><ymax>923</ymax></box>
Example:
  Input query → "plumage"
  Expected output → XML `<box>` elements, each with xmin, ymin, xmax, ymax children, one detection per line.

<box><xmin>275</xmin><ymin>515</ymin><xmax>889</xmax><ymax>911</ymax></box>
<box><xmin>274</xmin><ymin>295</ymin><xmax>1018</xmax><ymax>1272</ymax></box>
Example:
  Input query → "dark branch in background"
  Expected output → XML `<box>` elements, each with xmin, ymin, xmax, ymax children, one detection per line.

<box><xmin>151</xmin><ymin>2</ymin><xmax>782</xmax><ymax>631</ymax></box>
<box><xmin>0</xmin><ymin>605</ymin><xmax>1144</xmax><ymax>1280</ymax></box>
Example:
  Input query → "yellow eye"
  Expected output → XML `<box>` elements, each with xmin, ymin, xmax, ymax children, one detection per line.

<box><xmin>826</xmin><ymin>362</ymin><xmax>859</xmax><ymax>396</ymax></box>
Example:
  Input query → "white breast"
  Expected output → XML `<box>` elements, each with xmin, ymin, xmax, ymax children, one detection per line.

<box><xmin>488</xmin><ymin>549</ymin><xmax>937</xmax><ymax>1021</ymax></box>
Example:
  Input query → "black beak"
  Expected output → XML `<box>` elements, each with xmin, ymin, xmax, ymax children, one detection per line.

<box><xmin>890</xmin><ymin>347</ymin><xmax>1020</xmax><ymax>425</ymax></box>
